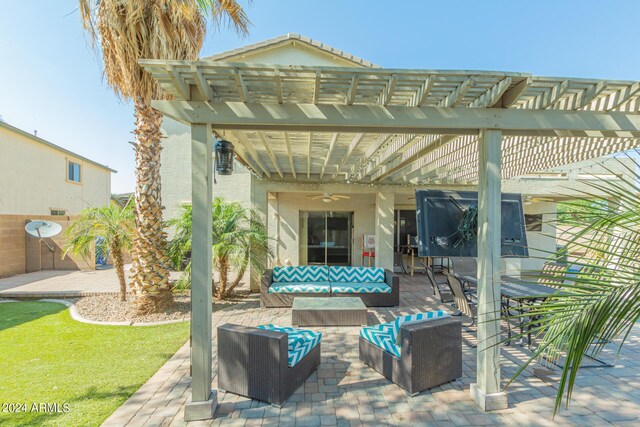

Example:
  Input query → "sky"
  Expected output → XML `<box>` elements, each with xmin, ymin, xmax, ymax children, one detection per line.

<box><xmin>1</xmin><ymin>1</ymin><xmax>639</xmax><ymax>193</ymax></box>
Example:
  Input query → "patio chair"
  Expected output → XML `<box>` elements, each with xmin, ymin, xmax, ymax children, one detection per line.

<box><xmin>446</xmin><ymin>273</ymin><xmax>477</xmax><ymax>326</ymax></box>
<box><xmin>451</xmin><ymin>257</ymin><xmax>477</xmax><ymax>291</ymax></box>
<box><xmin>405</xmin><ymin>235</ymin><xmax>428</xmax><ymax>276</ymax></box>
<box><xmin>426</xmin><ymin>266</ymin><xmax>453</xmax><ymax>303</ymax></box>
<box><xmin>359</xmin><ymin>311</ymin><xmax>462</xmax><ymax>395</ymax></box>
<box><xmin>217</xmin><ymin>323</ymin><xmax>321</xmax><ymax>406</ymax></box>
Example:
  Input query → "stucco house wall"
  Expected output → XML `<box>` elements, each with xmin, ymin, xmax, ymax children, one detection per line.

<box><xmin>0</xmin><ymin>122</ymin><xmax>114</xmax><ymax>277</ymax></box>
<box><xmin>0</xmin><ymin>122</ymin><xmax>112</xmax><ymax>215</ymax></box>
<box><xmin>161</xmin><ymin>117</ymin><xmax>252</xmax><ymax>236</ymax></box>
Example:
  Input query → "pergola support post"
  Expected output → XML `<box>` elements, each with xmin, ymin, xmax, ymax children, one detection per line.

<box><xmin>375</xmin><ymin>190</ymin><xmax>394</xmax><ymax>269</ymax></box>
<box><xmin>249</xmin><ymin>182</ymin><xmax>268</xmax><ymax>291</ymax></box>
<box><xmin>470</xmin><ymin>129</ymin><xmax>508</xmax><ymax>411</ymax></box>
<box><xmin>184</xmin><ymin>123</ymin><xmax>216</xmax><ymax>421</ymax></box>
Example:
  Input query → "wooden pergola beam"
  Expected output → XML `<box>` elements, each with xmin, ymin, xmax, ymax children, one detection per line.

<box><xmin>234</xmin><ymin>69</ymin><xmax>250</xmax><ymax>102</ymax></box>
<box><xmin>151</xmin><ymin>100</ymin><xmax>640</xmax><ymax>137</ymax></box>
<box><xmin>256</xmin><ymin>131</ymin><xmax>283</xmax><ymax>178</ymax></box>
<box><xmin>332</xmin><ymin>133</ymin><xmax>364</xmax><ymax>179</ymax></box>
<box><xmin>470</xmin><ymin>77</ymin><xmax>512</xmax><ymax>108</ymax></box>
<box><xmin>321</xmin><ymin>132</ymin><xmax>340</xmax><ymax>179</ymax></box>
<box><xmin>411</xmin><ymin>75</ymin><xmax>435</xmax><ymax>107</ymax></box>
<box><xmin>376</xmin><ymin>135</ymin><xmax>461</xmax><ymax>182</ymax></box>
<box><xmin>167</xmin><ymin>65</ymin><xmax>190</xmax><ymax>100</ymax></box>
<box><xmin>380</xmin><ymin>74</ymin><xmax>398</xmax><ymax>106</ymax></box>
<box><xmin>369</xmin><ymin>134</ymin><xmax>419</xmax><ymax>171</ymax></box>
<box><xmin>192</xmin><ymin>66</ymin><xmax>214</xmax><ymax>101</ymax></box>
<box><xmin>348</xmin><ymin>133</ymin><xmax>394</xmax><ymax>180</ymax></box>
<box><xmin>226</xmin><ymin>130</ymin><xmax>271</xmax><ymax>178</ymax></box>
<box><xmin>283</xmin><ymin>132</ymin><xmax>296</xmax><ymax>179</ymax></box>
<box><xmin>575</xmin><ymin>81</ymin><xmax>608</xmax><ymax>109</ymax></box>
<box><xmin>346</xmin><ymin>75</ymin><xmax>359</xmax><ymax>105</ymax></box>
<box><xmin>438</xmin><ymin>77</ymin><xmax>473</xmax><ymax>107</ymax></box>
<box><xmin>355</xmin><ymin>77</ymin><xmax>512</xmax><ymax>180</ymax></box>
<box><xmin>499</xmin><ymin>77</ymin><xmax>531</xmax><ymax>107</ymax></box>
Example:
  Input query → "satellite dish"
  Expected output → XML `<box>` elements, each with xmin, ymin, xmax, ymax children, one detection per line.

<box><xmin>25</xmin><ymin>220</ymin><xmax>62</xmax><ymax>239</ymax></box>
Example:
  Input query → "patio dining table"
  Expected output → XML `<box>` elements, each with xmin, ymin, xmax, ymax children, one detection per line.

<box><xmin>454</xmin><ymin>274</ymin><xmax>559</xmax><ymax>345</ymax></box>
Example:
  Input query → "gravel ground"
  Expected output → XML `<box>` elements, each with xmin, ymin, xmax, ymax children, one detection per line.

<box><xmin>74</xmin><ymin>292</ymin><xmax>251</xmax><ymax>323</ymax></box>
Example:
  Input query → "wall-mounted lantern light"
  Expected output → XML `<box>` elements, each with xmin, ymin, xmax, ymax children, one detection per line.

<box><xmin>214</xmin><ymin>139</ymin><xmax>234</xmax><ymax>176</ymax></box>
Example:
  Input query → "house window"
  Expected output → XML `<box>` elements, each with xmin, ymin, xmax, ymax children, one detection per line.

<box><xmin>50</xmin><ymin>209</ymin><xmax>66</xmax><ymax>216</ymax></box>
<box><xmin>67</xmin><ymin>161</ymin><xmax>81</xmax><ymax>183</ymax></box>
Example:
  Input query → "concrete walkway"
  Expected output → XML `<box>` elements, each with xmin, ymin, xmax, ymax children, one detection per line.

<box><xmin>0</xmin><ymin>268</ymin><xmax>120</xmax><ymax>298</ymax></box>
<box><xmin>103</xmin><ymin>275</ymin><xmax>640</xmax><ymax>426</ymax></box>
<box><xmin>0</xmin><ymin>266</ymin><xmax>187</xmax><ymax>298</ymax></box>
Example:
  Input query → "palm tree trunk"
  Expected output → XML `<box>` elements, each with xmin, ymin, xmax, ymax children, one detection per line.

<box><xmin>111</xmin><ymin>242</ymin><xmax>127</xmax><ymax>302</ymax></box>
<box><xmin>218</xmin><ymin>256</ymin><xmax>229</xmax><ymax>300</ymax></box>
<box><xmin>129</xmin><ymin>101</ymin><xmax>173</xmax><ymax>314</ymax></box>
<box><xmin>227</xmin><ymin>248</ymin><xmax>249</xmax><ymax>294</ymax></box>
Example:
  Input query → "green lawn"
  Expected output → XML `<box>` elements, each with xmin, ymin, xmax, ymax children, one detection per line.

<box><xmin>0</xmin><ymin>301</ymin><xmax>190</xmax><ymax>427</ymax></box>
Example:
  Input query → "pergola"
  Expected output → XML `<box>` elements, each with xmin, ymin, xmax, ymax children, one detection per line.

<box><xmin>140</xmin><ymin>59</ymin><xmax>640</xmax><ymax>420</ymax></box>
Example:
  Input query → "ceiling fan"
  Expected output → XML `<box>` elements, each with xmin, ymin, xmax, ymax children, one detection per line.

<box><xmin>306</xmin><ymin>193</ymin><xmax>351</xmax><ymax>203</ymax></box>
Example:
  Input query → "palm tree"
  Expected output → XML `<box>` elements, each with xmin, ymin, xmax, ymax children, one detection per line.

<box><xmin>64</xmin><ymin>201</ymin><xmax>135</xmax><ymax>301</ymax></box>
<box><xmin>78</xmin><ymin>0</ymin><xmax>249</xmax><ymax>314</ymax></box>
<box><xmin>168</xmin><ymin>197</ymin><xmax>271</xmax><ymax>300</ymax></box>
<box><xmin>507</xmin><ymin>153</ymin><xmax>640</xmax><ymax>414</ymax></box>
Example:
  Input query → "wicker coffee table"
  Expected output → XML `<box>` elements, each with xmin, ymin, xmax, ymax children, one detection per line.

<box><xmin>292</xmin><ymin>297</ymin><xmax>367</xmax><ymax>326</ymax></box>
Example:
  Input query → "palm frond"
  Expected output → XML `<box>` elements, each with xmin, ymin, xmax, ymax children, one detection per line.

<box><xmin>79</xmin><ymin>0</ymin><xmax>250</xmax><ymax>103</ymax></box>
<box><xmin>507</xmin><ymin>152</ymin><xmax>640</xmax><ymax>414</ymax></box>
<box><xmin>167</xmin><ymin>197</ymin><xmax>272</xmax><ymax>295</ymax></box>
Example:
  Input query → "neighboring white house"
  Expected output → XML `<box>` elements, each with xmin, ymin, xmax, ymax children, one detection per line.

<box><xmin>159</xmin><ymin>33</ymin><xmax>635</xmax><ymax>289</ymax></box>
<box><xmin>0</xmin><ymin>121</ymin><xmax>115</xmax><ymax>276</ymax></box>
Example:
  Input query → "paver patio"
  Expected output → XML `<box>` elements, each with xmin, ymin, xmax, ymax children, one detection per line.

<box><xmin>102</xmin><ymin>274</ymin><xmax>640</xmax><ymax>426</ymax></box>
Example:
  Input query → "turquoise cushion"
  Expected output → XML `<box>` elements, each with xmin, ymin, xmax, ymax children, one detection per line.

<box><xmin>257</xmin><ymin>324</ymin><xmax>322</xmax><ymax>367</ymax></box>
<box><xmin>273</xmin><ymin>266</ymin><xmax>329</xmax><ymax>283</ymax></box>
<box><xmin>268</xmin><ymin>282</ymin><xmax>331</xmax><ymax>294</ymax></box>
<box><xmin>392</xmin><ymin>310</ymin><xmax>450</xmax><ymax>344</ymax></box>
<box><xmin>330</xmin><ymin>282</ymin><xmax>392</xmax><ymax>294</ymax></box>
<box><xmin>359</xmin><ymin>323</ymin><xmax>400</xmax><ymax>357</ymax></box>
<box><xmin>329</xmin><ymin>266</ymin><xmax>385</xmax><ymax>283</ymax></box>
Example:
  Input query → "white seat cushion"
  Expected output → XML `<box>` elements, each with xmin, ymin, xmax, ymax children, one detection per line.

<box><xmin>268</xmin><ymin>282</ymin><xmax>331</xmax><ymax>294</ymax></box>
<box><xmin>330</xmin><ymin>282</ymin><xmax>392</xmax><ymax>294</ymax></box>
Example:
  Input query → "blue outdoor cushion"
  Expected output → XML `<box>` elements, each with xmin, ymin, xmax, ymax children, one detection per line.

<box><xmin>257</xmin><ymin>324</ymin><xmax>322</xmax><ymax>367</ymax></box>
<box><xmin>392</xmin><ymin>310</ymin><xmax>450</xmax><ymax>344</ymax></box>
<box><xmin>330</xmin><ymin>282</ymin><xmax>392</xmax><ymax>294</ymax></box>
<box><xmin>273</xmin><ymin>266</ymin><xmax>329</xmax><ymax>283</ymax></box>
<box><xmin>359</xmin><ymin>310</ymin><xmax>451</xmax><ymax>356</ymax></box>
<box><xmin>359</xmin><ymin>323</ymin><xmax>400</xmax><ymax>357</ymax></box>
<box><xmin>329</xmin><ymin>266</ymin><xmax>385</xmax><ymax>283</ymax></box>
<box><xmin>268</xmin><ymin>282</ymin><xmax>331</xmax><ymax>294</ymax></box>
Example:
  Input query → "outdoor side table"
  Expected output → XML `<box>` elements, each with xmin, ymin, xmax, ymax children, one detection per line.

<box><xmin>292</xmin><ymin>297</ymin><xmax>367</xmax><ymax>326</ymax></box>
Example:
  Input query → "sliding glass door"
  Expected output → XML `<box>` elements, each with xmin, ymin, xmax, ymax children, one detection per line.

<box><xmin>300</xmin><ymin>211</ymin><xmax>352</xmax><ymax>266</ymax></box>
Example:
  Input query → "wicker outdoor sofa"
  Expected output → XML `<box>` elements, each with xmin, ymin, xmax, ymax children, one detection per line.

<box><xmin>359</xmin><ymin>311</ymin><xmax>462</xmax><ymax>394</ymax></box>
<box><xmin>218</xmin><ymin>324</ymin><xmax>321</xmax><ymax>406</ymax></box>
<box><xmin>261</xmin><ymin>265</ymin><xmax>400</xmax><ymax>307</ymax></box>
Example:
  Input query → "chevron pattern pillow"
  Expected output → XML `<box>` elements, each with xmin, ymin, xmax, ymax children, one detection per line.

<box><xmin>257</xmin><ymin>324</ymin><xmax>322</xmax><ymax>367</ymax></box>
<box><xmin>329</xmin><ymin>266</ymin><xmax>385</xmax><ymax>283</ymax></box>
<box><xmin>268</xmin><ymin>282</ymin><xmax>331</xmax><ymax>294</ymax></box>
<box><xmin>359</xmin><ymin>323</ymin><xmax>400</xmax><ymax>357</ymax></box>
<box><xmin>273</xmin><ymin>266</ymin><xmax>329</xmax><ymax>283</ymax></box>
<box><xmin>392</xmin><ymin>310</ymin><xmax>450</xmax><ymax>344</ymax></box>
<box><xmin>331</xmin><ymin>282</ymin><xmax>392</xmax><ymax>294</ymax></box>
